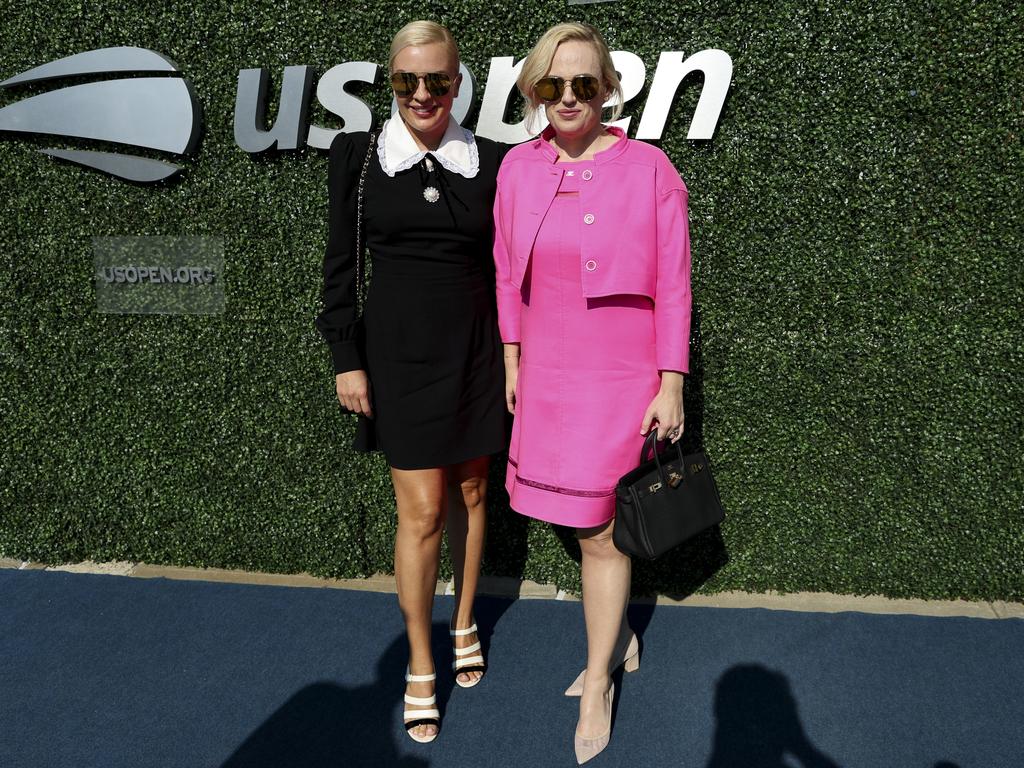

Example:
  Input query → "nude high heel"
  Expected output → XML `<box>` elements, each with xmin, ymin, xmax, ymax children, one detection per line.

<box><xmin>565</xmin><ymin>632</ymin><xmax>639</xmax><ymax>697</ymax></box>
<box><xmin>574</xmin><ymin>682</ymin><xmax>614</xmax><ymax>765</ymax></box>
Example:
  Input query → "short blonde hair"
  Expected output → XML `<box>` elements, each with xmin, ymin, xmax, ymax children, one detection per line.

<box><xmin>516</xmin><ymin>22</ymin><xmax>623</xmax><ymax>132</ymax></box>
<box><xmin>388</xmin><ymin>20</ymin><xmax>460</xmax><ymax>74</ymax></box>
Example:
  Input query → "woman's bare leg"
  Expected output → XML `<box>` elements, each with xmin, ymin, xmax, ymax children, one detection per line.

<box><xmin>392</xmin><ymin>466</ymin><xmax>447</xmax><ymax>739</ymax></box>
<box><xmin>445</xmin><ymin>455</ymin><xmax>490</xmax><ymax>685</ymax></box>
<box><xmin>576</xmin><ymin>517</ymin><xmax>632</xmax><ymax>737</ymax></box>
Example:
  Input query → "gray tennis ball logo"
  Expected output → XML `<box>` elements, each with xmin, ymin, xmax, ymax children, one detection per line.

<box><xmin>0</xmin><ymin>46</ymin><xmax>202</xmax><ymax>183</ymax></box>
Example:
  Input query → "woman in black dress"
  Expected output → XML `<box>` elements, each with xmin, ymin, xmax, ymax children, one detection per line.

<box><xmin>315</xmin><ymin>21</ymin><xmax>505</xmax><ymax>743</ymax></box>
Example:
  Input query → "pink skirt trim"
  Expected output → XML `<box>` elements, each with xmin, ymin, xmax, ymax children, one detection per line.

<box><xmin>505</xmin><ymin>458</ymin><xmax>616</xmax><ymax>529</ymax></box>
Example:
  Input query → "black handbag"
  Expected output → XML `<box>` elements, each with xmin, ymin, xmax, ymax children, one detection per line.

<box><xmin>613</xmin><ymin>432</ymin><xmax>725</xmax><ymax>559</ymax></box>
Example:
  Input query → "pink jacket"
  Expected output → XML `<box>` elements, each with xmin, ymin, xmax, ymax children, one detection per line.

<box><xmin>493</xmin><ymin>126</ymin><xmax>693</xmax><ymax>372</ymax></box>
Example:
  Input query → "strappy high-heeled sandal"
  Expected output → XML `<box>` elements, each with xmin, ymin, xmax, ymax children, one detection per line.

<box><xmin>450</xmin><ymin>622</ymin><xmax>486</xmax><ymax>688</ymax></box>
<box><xmin>403</xmin><ymin>669</ymin><xmax>440</xmax><ymax>743</ymax></box>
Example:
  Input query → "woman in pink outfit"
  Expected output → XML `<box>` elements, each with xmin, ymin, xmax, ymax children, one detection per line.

<box><xmin>493</xmin><ymin>22</ymin><xmax>692</xmax><ymax>764</ymax></box>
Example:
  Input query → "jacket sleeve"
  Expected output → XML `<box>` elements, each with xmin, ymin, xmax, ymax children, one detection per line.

<box><xmin>492</xmin><ymin>172</ymin><xmax>521</xmax><ymax>343</ymax></box>
<box><xmin>654</xmin><ymin>158</ymin><xmax>692</xmax><ymax>373</ymax></box>
<box><xmin>315</xmin><ymin>131</ymin><xmax>366</xmax><ymax>374</ymax></box>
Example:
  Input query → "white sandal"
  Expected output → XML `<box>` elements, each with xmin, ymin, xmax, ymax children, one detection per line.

<box><xmin>450</xmin><ymin>622</ymin><xmax>486</xmax><ymax>688</ymax></box>
<box><xmin>403</xmin><ymin>669</ymin><xmax>440</xmax><ymax>743</ymax></box>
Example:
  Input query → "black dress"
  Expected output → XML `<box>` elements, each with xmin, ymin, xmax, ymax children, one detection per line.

<box><xmin>316</xmin><ymin>128</ymin><xmax>507</xmax><ymax>470</ymax></box>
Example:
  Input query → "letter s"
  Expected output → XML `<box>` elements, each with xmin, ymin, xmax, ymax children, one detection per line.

<box><xmin>306</xmin><ymin>61</ymin><xmax>380</xmax><ymax>149</ymax></box>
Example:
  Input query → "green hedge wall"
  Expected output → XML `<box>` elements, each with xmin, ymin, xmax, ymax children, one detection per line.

<box><xmin>1</xmin><ymin>0</ymin><xmax>1021</xmax><ymax>600</ymax></box>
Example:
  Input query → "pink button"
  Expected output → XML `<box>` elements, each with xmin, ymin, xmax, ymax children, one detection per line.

<box><xmin>581</xmin><ymin>169</ymin><xmax>593</xmax><ymax>180</ymax></box>
<box><xmin>585</xmin><ymin>260</ymin><xmax>597</xmax><ymax>271</ymax></box>
<box><xmin>583</xmin><ymin>213</ymin><xmax>595</xmax><ymax>224</ymax></box>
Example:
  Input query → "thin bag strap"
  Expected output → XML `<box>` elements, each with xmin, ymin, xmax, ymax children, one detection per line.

<box><xmin>354</xmin><ymin>130</ymin><xmax>378</xmax><ymax>317</ymax></box>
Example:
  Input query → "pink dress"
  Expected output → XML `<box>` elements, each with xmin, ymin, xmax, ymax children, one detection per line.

<box><xmin>506</xmin><ymin>164</ymin><xmax>661</xmax><ymax>528</ymax></box>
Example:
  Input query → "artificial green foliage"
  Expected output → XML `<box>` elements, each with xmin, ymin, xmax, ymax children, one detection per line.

<box><xmin>1</xmin><ymin>0</ymin><xmax>1021</xmax><ymax>600</ymax></box>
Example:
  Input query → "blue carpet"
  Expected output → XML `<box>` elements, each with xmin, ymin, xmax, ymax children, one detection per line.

<box><xmin>1</xmin><ymin>568</ymin><xmax>1022</xmax><ymax>767</ymax></box>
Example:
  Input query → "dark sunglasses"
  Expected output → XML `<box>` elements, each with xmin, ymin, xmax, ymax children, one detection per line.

<box><xmin>533</xmin><ymin>74</ymin><xmax>601</xmax><ymax>103</ymax></box>
<box><xmin>390</xmin><ymin>71</ymin><xmax>453</xmax><ymax>98</ymax></box>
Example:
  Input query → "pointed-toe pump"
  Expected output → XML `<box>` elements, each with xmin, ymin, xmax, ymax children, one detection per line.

<box><xmin>574</xmin><ymin>682</ymin><xmax>614</xmax><ymax>765</ymax></box>
<box><xmin>565</xmin><ymin>632</ymin><xmax>639</xmax><ymax>697</ymax></box>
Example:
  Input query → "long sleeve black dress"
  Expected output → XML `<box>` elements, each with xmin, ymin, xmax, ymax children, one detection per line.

<box><xmin>316</xmin><ymin>128</ymin><xmax>506</xmax><ymax>470</ymax></box>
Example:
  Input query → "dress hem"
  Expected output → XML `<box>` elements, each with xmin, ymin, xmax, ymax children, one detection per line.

<box><xmin>355</xmin><ymin>438</ymin><xmax>505</xmax><ymax>471</ymax></box>
<box><xmin>506</xmin><ymin>468</ymin><xmax>616</xmax><ymax>529</ymax></box>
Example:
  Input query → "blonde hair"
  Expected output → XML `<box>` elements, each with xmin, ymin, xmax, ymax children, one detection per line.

<box><xmin>516</xmin><ymin>22</ymin><xmax>623</xmax><ymax>132</ymax></box>
<box><xmin>388</xmin><ymin>20</ymin><xmax>460</xmax><ymax>74</ymax></box>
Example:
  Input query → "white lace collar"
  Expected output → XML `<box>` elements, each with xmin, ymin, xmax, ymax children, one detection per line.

<box><xmin>377</xmin><ymin>116</ymin><xmax>479</xmax><ymax>178</ymax></box>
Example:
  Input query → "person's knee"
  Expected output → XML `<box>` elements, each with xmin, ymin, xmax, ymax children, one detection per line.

<box><xmin>453</xmin><ymin>476</ymin><xmax>485</xmax><ymax>510</ymax></box>
<box><xmin>401</xmin><ymin>496</ymin><xmax>445</xmax><ymax>538</ymax></box>
<box><xmin>448</xmin><ymin>458</ymin><xmax>488</xmax><ymax>511</ymax></box>
<box><xmin>578</xmin><ymin>523</ymin><xmax>620</xmax><ymax>559</ymax></box>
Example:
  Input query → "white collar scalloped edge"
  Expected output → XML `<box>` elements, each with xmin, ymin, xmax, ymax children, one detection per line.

<box><xmin>377</xmin><ymin>116</ymin><xmax>479</xmax><ymax>179</ymax></box>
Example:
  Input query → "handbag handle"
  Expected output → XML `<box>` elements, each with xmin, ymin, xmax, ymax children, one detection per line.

<box><xmin>640</xmin><ymin>431</ymin><xmax>686</xmax><ymax>487</ymax></box>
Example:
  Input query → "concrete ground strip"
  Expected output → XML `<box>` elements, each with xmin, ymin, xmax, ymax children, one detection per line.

<box><xmin>1</xmin><ymin>557</ymin><xmax>1021</xmax><ymax>619</ymax></box>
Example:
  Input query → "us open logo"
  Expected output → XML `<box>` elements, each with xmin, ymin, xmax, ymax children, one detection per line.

<box><xmin>0</xmin><ymin>46</ymin><xmax>202</xmax><ymax>183</ymax></box>
<box><xmin>2</xmin><ymin>43</ymin><xmax>730</xmax><ymax>185</ymax></box>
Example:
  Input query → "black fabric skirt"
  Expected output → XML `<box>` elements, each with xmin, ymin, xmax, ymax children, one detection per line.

<box><xmin>354</xmin><ymin>267</ymin><xmax>506</xmax><ymax>470</ymax></box>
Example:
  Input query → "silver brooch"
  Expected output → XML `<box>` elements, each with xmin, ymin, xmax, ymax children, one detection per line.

<box><xmin>423</xmin><ymin>186</ymin><xmax>440</xmax><ymax>203</ymax></box>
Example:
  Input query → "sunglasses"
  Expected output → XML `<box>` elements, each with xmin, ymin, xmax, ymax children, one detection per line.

<box><xmin>390</xmin><ymin>71</ymin><xmax>453</xmax><ymax>98</ymax></box>
<box><xmin>533</xmin><ymin>74</ymin><xmax>601</xmax><ymax>103</ymax></box>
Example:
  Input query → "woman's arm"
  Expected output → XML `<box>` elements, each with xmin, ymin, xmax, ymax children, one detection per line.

<box><xmin>492</xmin><ymin>176</ymin><xmax>522</xmax><ymax>345</ymax></box>
<box><xmin>315</xmin><ymin>131</ymin><xmax>366</xmax><ymax>375</ymax></box>
<box><xmin>653</xmin><ymin>171</ymin><xmax>692</xmax><ymax>375</ymax></box>
<box><xmin>641</xmin><ymin>158</ymin><xmax>692</xmax><ymax>442</ymax></box>
<box><xmin>315</xmin><ymin>131</ymin><xmax>373</xmax><ymax>415</ymax></box>
<box><xmin>640</xmin><ymin>371</ymin><xmax>684</xmax><ymax>442</ymax></box>
<box><xmin>493</xmin><ymin>177</ymin><xmax>522</xmax><ymax>415</ymax></box>
<box><xmin>503</xmin><ymin>343</ymin><xmax>520</xmax><ymax>415</ymax></box>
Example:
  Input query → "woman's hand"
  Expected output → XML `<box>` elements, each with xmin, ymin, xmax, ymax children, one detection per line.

<box><xmin>640</xmin><ymin>371</ymin><xmax>685</xmax><ymax>443</ymax></box>
<box><xmin>336</xmin><ymin>370</ymin><xmax>373</xmax><ymax>417</ymax></box>
<box><xmin>504</xmin><ymin>343</ymin><xmax>520</xmax><ymax>414</ymax></box>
